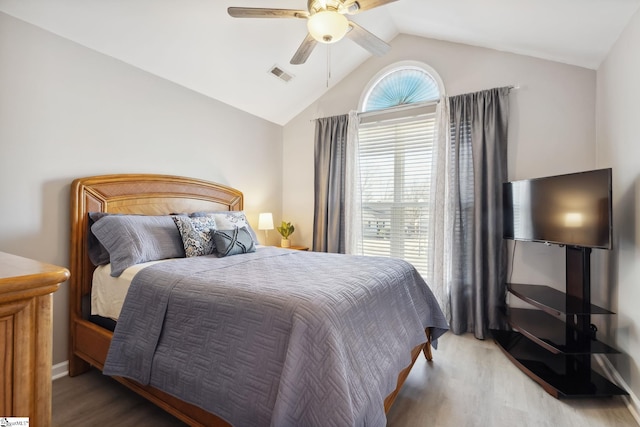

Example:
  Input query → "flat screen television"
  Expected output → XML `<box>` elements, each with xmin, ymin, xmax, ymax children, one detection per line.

<box><xmin>503</xmin><ymin>168</ymin><xmax>612</xmax><ymax>250</ymax></box>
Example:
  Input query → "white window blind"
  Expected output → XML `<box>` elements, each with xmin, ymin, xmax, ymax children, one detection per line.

<box><xmin>357</xmin><ymin>104</ymin><xmax>436</xmax><ymax>276</ymax></box>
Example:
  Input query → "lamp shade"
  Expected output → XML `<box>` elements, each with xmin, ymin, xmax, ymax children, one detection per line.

<box><xmin>258</xmin><ymin>212</ymin><xmax>274</xmax><ymax>230</ymax></box>
<box><xmin>307</xmin><ymin>11</ymin><xmax>349</xmax><ymax>44</ymax></box>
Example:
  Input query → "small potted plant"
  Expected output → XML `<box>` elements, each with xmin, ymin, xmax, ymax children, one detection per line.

<box><xmin>277</xmin><ymin>221</ymin><xmax>295</xmax><ymax>248</ymax></box>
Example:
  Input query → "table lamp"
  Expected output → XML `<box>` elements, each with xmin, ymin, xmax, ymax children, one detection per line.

<box><xmin>258</xmin><ymin>212</ymin><xmax>274</xmax><ymax>245</ymax></box>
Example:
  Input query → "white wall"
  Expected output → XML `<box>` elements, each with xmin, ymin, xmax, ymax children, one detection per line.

<box><xmin>283</xmin><ymin>33</ymin><xmax>597</xmax><ymax>296</ymax></box>
<box><xmin>596</xmin><ymin>6</ymin><xmax>640</xmax><ymax>403</ymax></box>
<box><xmin>0</xmin><ymin>12</ymin><xmax>284</xmax><ymax>364</ymax></box>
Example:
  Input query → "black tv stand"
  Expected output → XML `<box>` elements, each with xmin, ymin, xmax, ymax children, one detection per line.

<box><xmin>492</xmin><ymin>246</ymin><xmax>628</xmax><ymax>398</ymax></box>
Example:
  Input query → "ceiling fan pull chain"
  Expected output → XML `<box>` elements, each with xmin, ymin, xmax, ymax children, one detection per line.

<box><xmin>326</xmin><ymin>44</ymin><xmax>331</xmax><ymax>88</ymax></box>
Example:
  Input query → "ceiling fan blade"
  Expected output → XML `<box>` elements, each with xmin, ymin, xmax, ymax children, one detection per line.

<box><xmin>346</xmin><ymin>21</ymin><xmax>390</xmax><ymax>56</ymax></box>
<box><xmin>290</xmin><ymin>33</ymin><xmax>318</xmax><ymax>65</ymax></box>
<box><xmin>342</xmin><ymin>0</ymin><xmax>399</xmax><ymax>14</ymax></box>
<box><xmin>227</xmin><ymin>7</ymin><xmax>308</xmax><ymax>19</ymax></box>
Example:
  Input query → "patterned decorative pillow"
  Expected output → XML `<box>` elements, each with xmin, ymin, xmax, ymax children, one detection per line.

<box><xmin>212</xmin><ymin>227</ymin><xmax>256</xmax><ymax>257</ymax></box>
<box><xmin>189</xmin><ymin>211</ymin><xmax>258</xmax><ymax>245</ymax></box>
<box><xmin>172</xmin><ymin>215</ymin><xmax>218</xmax><ymax>257</ymax></box>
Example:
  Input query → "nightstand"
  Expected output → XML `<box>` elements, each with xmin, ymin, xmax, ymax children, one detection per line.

<box><xmin>283</xmin><ymin>245</ymin><xmax>309</xmax><ymax>251</ymax></box>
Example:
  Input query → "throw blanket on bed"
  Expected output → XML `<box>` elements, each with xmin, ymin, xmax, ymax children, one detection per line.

<box><xmin>103</xmin><ymin>247</ymin><xmax>448</xmax><ymax>427</ymax></box>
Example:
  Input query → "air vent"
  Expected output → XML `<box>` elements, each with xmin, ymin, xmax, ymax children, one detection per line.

<box><xmin>269</xmin><ymin>65</ymin><xmax>294</xmax><ymax>83</ymax></box>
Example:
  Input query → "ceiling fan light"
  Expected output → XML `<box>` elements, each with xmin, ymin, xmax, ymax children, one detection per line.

<box><xmin>307</xmin><ymin>11</ymin><xmax>349</xmax><ymax>44</ymax></box>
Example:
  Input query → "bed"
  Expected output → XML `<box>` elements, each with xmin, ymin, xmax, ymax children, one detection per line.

<box><xmin>69</xmin><ymin>173</ymin><xmax>448</xmax><ymax>426</ymax></box>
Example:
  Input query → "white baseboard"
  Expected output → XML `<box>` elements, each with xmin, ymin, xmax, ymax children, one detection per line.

<box><xmin>52</xmin><ymin>360</ymin><xmax>69</xmax><ymax>381</ymax></box>
<box><xmin>594</xmin><ymin>354</ymin><xmax>640</xmax><ymax>424</ymax></box>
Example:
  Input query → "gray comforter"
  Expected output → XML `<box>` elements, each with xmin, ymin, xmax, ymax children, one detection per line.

<box><xmin>103</xmin><ymin>247</ymin><xmax>448</xmax><ymax>427</ymax></box>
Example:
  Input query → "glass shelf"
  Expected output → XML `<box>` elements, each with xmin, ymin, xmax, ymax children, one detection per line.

<box><xmin>492</xmin><ymin>329</ymin><xmax>628</xmax><ymax>398</ymax></box>
<box><xmin>505</xmin><ymin>308</ymin><xmax>620</xmax><ymax>355</ymax></box>
<box><xmin>508</xmin><ymin>283</ymin><xmax>613</xmax><ymax>316</ymax></box>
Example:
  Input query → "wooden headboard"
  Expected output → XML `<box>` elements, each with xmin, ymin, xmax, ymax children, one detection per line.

<box><xmin>69</xmin><ymin>173</ymin><xmax>243</xmax><ymax>321</ymax></box>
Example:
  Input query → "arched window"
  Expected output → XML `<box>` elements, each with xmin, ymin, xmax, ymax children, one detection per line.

<box><xmin>360</xmin><ymin>62</ymin><xmax>443</xmax><ymax>112</ymax></box>
<box><xmin>354</xmin><ymin>62</ymin><xmax>444</xmax><ymax>276</ymax></box>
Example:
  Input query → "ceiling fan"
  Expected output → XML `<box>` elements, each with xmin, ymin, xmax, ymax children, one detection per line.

<box><xmin>228</xmin><ymin>0</ymin><xmax>398</xmax><ymax>65</ymax></box>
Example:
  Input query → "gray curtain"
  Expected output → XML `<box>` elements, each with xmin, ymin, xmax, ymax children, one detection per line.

<box><xmin>448</xmin><ymin>87</ymin><xmax>510</xmax><ymax>338</ymax></box>
<box><xmin>313</xmin><ymin>114</ymin><xmax>349</xmax><ymax>253</ymax></box>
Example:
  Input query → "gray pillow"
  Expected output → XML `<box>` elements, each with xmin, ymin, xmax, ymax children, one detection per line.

<box><xmin>87</xmin><ymin>212</ymin><xmax>112</xmax><ymax>266</ymax></box>
<box><xmin>212</xmin><ymin>226</ymin><xmax>256</xmax><ymax>257</ymax></box>
<box><xmin>172</xmin><ymin>215</ymin><xmax>218</xmax><ymax>257</ymax></box>
<box><xmin>91</xmin><ymin>215</ymin><xmax>185</xmax><ymax>277</ymax></box>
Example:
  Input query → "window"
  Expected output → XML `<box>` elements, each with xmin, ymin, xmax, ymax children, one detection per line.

<box><xmin>356</xmin><ymin>62</ymin><xmax>443</xmax><ymax>276</ymax></box>
<box><xmin>361</xmin><ymin>65</ymin><xmax>441</xmax><ymax>112</ymax></box>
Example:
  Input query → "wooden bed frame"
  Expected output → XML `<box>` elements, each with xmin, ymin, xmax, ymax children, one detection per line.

<box><xmin>68</xmin><ymin>173</ymin><xmax>432</xmax><ymax>426</ymax></box>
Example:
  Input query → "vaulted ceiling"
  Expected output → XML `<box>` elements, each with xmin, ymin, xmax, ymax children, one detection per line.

<box><xmin>1</xmin><ymin>0</ymin><xmax>639</xmax><ymax>125</ymax></box>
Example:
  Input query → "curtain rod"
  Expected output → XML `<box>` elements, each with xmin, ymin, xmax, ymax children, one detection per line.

<box><xmin>309</xmin><ymin>84</ymin><xmax>520</xmax><ymax>122</ymax></box>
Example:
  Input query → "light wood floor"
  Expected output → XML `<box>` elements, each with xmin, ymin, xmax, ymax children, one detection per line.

<box><xmin>53</xmin><ymin>333</ymin><xmax>637</xmax><ymax>426</ymax></box>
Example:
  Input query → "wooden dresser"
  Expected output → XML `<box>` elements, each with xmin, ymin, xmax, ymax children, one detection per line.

<box><xmin>0</xmin><ymin>251</ymin><xmax>69</xmax><ymax>427</ymax></box>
